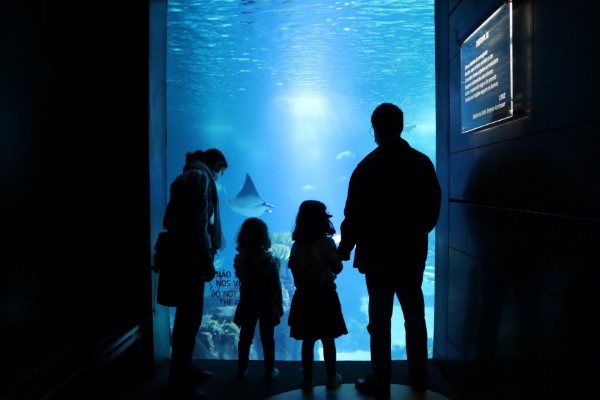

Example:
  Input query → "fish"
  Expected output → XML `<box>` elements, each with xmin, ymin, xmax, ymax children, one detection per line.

<box><xmin>301</xmin><ymin>184</ymin><xmax>316</xmax><ymax>192</ymax></box>
<box><xmin>225</xmin><ymin>173</ymin><xmax>274</xmax><ymax>217</ymax></box>
<box><xmin>335</xmin><ymin>150</ymin><xmax>355</xmax><ymax>161</ymax></box>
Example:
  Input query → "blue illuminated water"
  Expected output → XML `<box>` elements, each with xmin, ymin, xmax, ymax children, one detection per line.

<box><xmin>166</xmin><ymin>0</ymin><xmax>436</xmax><ymax>362</ymax></box>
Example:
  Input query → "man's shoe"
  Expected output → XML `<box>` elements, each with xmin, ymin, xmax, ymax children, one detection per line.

<box><xmin>326</xmin><ymin>373</ymin><xmax>343</xmax><ymax>390</ymax></box>
<box><xmin>355</xmin><ymin>375</ymin><xmax>390</xmax><ymax>399</ymax></box>
<box><xmin>408</xmin><ymin>376</ymin><xmax>427</xmax><ymax>392</ymax></box>
<box><xmin>408</xmin><ymin>369</ymin><xmax>428</xmax><ymax>392</ymax></box>
<box><xmin>188</xmin><ymin>366</ymin><xmax>215</xmax><ymax>382</ymax></box>
<box><xmin>300</xmin><ymin>378</ymin><xmax>314</xmax><ymax>393</ymax></box>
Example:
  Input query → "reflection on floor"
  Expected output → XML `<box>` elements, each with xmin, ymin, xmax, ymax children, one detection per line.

<box><xmin>102</xmin><ymin>360</ymin><xmax>459</xmax><ymax>400</ymax></box>
<box><xmin>266</xmin><ymin>383</ymin><xmax>450</xmax><ymax>400</ymax></box>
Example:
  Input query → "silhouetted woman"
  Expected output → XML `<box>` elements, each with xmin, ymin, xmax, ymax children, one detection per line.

<box><xmin>162</xmin><ymin>148</ymin><xmax>228</xmax><ymax>400</ymax></box>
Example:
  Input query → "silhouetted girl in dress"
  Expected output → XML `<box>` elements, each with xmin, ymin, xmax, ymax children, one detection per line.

<box><xmin>288</xmin><ymin>200</ymin><xmax>348</xmax><ymax>392</ymax></box>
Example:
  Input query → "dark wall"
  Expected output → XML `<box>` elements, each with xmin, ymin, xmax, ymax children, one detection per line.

<box><xmin>435</xmin><ymin>0</ymin><xmax>599</xmax><ymax>399</ymax></box>
<box><xmin>1</xmin><ymin>2</ymin><xmax>153</xmax><ymax>396</ymax></box>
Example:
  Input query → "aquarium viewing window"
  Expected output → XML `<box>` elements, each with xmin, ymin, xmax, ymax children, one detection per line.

<box><xmin>461</xmin><ymin>1</ymin><xmax>513</xmax><ymax>133</ymax></box>
<box><xmin>166</xmin><ymin>0</ymin><xmax>437</xmax><ymax>362</ymax></box>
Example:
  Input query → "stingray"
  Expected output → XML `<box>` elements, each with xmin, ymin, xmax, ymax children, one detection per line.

<box><xmin>225</xmin><ymin>173</ymin><xmax>274</xmax><ymax>217</ymax></box>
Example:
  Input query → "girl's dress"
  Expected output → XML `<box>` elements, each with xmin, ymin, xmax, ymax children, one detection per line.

<box><xmin>287</xmin><ymin>236</ymin><xmax>348</xmax><ymax>340</ymax></box>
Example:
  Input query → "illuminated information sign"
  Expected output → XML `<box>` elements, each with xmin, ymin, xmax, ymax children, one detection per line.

<box><xmin>461</xmin><ymin>2</ymin><xmax>513</xmax><ymax>133</ymax></box>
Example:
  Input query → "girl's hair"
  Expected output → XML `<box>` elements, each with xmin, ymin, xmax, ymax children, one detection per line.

<box><xmin>185</xmin><ymin>148</ymin><xmax>228</xmax><ymax>170</ymax></box>
<box><xmin>292</xmin><ymin>200</ymin><xmax>336</xmax><ymax>242</ymax></box>
<box><xmin>236</xmin><ymin>217</ymin><xmax>272</xmax><ymax>252</ymax></box>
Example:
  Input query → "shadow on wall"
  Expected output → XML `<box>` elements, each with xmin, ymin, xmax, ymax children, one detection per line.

<box><xmin>457</xmin><ymin>141</ymin><xmax>595</xmax><ymax>397</ymax></box>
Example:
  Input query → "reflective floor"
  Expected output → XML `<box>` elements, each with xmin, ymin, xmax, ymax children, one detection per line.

<box><xmin>266</xmin><ymin>383</ymin><xmax>450</xmax><ymax>400</ymax></box>
<box><xmin>105</xmin><ymin>360</ymin><xmax>458</xmax><ymax>400</ymax></box>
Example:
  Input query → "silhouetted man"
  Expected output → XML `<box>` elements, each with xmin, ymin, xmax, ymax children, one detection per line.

<box><xmin>338</xmin><ymin>103</ymin><xmax>441</xmax><ymax>398</ymax></box>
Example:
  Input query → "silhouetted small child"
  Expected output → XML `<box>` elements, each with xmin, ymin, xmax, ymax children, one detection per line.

<box><xmin>233</xmin><ymin>217</ymin><xmax>283</xmax><ymax>381</ymax></box>
<box><xmin>288</xmin><ymin>200</ymin><xmax>348</xmax><ymax>392</ymax></box>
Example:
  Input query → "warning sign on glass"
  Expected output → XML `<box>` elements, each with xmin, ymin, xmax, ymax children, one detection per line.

<box><xmin>461</xmin><ymin>2</ymin><xmax>513</xmax><ymax>133</ymax></box>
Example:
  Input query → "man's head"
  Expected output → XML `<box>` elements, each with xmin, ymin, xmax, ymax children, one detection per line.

<box><xmin>371</xmin><ymin>102</ymin><xmax>404</xmax><ymax>144</ymax></box>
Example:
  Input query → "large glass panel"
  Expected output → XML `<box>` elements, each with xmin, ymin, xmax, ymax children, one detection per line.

<box><xmin>166</xmin><ymin>0</ymin><xmax>436</xmax><ymax>361</ymax></box>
